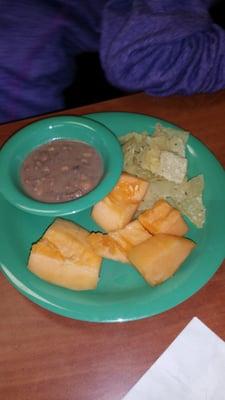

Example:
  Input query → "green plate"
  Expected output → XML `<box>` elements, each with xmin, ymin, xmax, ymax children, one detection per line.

<box><xmin>1</xmin><ymin>112</ymin><xmax>225</xmax><ymax>322</ymax></box>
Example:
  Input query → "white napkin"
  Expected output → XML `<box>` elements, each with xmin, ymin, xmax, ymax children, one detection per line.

<box><xmin>122</xmin><ymin>317</ymin><xmax>225</xmax><ymax>400</ymax></box>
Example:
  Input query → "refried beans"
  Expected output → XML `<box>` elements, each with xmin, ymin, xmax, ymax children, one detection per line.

<box><xmin>20</xmin><ymin>140</ymin><xmax>103</xmax><ymax>203</ymax></box>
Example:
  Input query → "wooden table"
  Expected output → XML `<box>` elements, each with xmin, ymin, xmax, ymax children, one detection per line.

<box><xmin>1</xmin><ymin>92</ymin><xmax>225</xmax><ymax>400</ymax></box>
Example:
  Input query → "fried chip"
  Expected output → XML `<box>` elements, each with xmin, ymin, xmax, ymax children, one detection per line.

<box><xmin>120</xmin><ymin>125</ymin><xmax>205</xmax><ymax>228</ymax></box>
<box><xmin>137</xmin><ymin>176</ymin><xmax>205</xmax><ymax>228</ymax></box>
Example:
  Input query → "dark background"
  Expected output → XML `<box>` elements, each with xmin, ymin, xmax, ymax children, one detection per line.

<box><xmin>64</xmin><ymin>0</ymin><xmax>225</xmax><ymax>109</ymax></box>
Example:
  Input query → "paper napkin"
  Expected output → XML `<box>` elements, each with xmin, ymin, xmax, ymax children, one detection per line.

<box><xmin>122</xmin><ymin>317</ymin><xmax>225</xmax><ymax>400</ymax></box>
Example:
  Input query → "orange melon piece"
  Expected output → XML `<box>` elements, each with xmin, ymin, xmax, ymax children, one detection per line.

<box><xmin>91</xmin><ymin>173</ymin><xmax>149</xmax><ymax>232</ymax></box>
<box><xmin>28</xmin><ymin>219</ymin><xmax>102</xmax><ymax>290</ymax></box>
<box><xmin>109</xmin><ymin>220</ymin><xmax>151</xmax><ymax>253</ymax></box>
<box><xmin>88</xmin><ymin>220</ymin><xmax>152</xmax><ymax>263</ymax></box>
<box><xmin>88</xmin><ymin>232</ymin><xmax>128</xmax><ymax>263</ymax></box>
<box><xmin>138</xmin><ymin>199</ymin><xmax>188</xmax><ymax>236</ymax></box>
<box><xmin>128</xmin><ymin>233</ymin><xmax>195</xmax><ymax>286</ymax></box>
<box><xmin>108</xmin><ymin>172</ymin><xmax>149</xmax><ymax>204</ymax></box>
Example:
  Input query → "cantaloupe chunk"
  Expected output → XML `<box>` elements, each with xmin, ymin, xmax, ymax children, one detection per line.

<box><xmin>109</xmin><ymin>220</ymin><xmax>151</xmax><ymax>253</ymax></box>
<box><xmin>91</xmin><ymin>173</ymin><xmax>149</xmax><ymax>232</ymax></box>
<box><xmin>28</xmin><ymin>218</ymin><xmax>102</xmax><ymax>290</ymax></box>
<box><xmin>138</xmin><ymin>199</ymin><xmax>188</xmax><ymax>236</ymax></box>
<box><xmin>88</xmin><ymin>220</ymin><xmax>151</xmax><ymax>263</ymax></box>
<box><xmin>128</xmin><ymin>234</ymin><xmax>195</xmax><ymax>286</ymax></box>
<box><xmin>108</xmin><ymin>173</ymin><xmax>149</xmax><ymax>204</ymax></box>
<box><xmin>88</xmin><ymin>232</ymin><xmax>128</xmax><ymax>263</ymax></box>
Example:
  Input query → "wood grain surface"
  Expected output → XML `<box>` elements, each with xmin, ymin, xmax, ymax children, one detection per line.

<box><xmin>0</xmin><ymin>91</ymin><xmax>225</xmax><ymax>400</ymax></box>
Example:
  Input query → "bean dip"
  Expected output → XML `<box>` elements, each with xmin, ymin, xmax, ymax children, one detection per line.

<box><xmin>20</xmin><ymin>140</ymin><xmax>103</xmax><ymax>203</ymax></box>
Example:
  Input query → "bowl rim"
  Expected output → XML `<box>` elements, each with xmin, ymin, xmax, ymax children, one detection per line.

<box><xmin>0</xmin><ymin>114</ymin><xmax>123</xmax><ymax>216</ymax></box>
